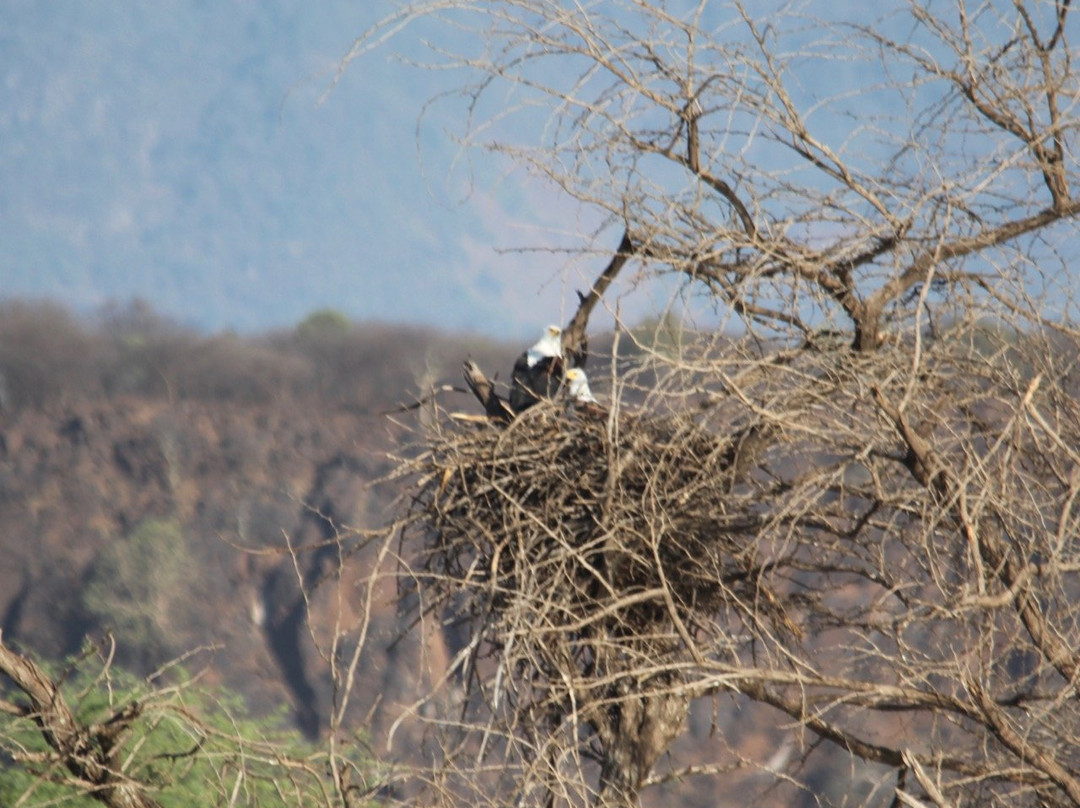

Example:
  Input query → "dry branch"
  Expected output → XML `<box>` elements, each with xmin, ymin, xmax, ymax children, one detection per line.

<box><xmin>345</xmin><ymin>2</ymin><xmax>1080</xmax><ymax>804</ymax></box>
<box><xmin>563</xmin><ymin>231</ymin><xmax>636</xmax><ymax>368</ymax></box>
<box><xmin>0</xmin><ymin>636</ymin><xmax>163</xmax><ymax>808</ymax></box>
<box><xmin>385</xmin><ymin>327</ymin><xmax>1080</xmax><ymax>808</ymax></box>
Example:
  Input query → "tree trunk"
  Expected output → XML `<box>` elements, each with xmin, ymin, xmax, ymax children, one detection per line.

<box><xmin>594</xmin><ymin>677</ymin><xmax>689</xmax><ymax>808</ymax></box>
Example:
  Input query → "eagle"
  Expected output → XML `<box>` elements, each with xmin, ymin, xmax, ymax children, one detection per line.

<box><xmin>509</xmin><ymin>324</ymin><xmax>564</xmax><ymax>413</ymax></box>
<box><xmin>564</xmin><ymin>367</ymin><xmax>597</xmax><ymax>404</ymax></box>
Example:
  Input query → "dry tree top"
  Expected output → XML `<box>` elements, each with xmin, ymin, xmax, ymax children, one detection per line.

<box><xmin>359</xmin><ymin>0</ymin><xmax>1080</xmax><ymax>798</ymax></box>
<box><xmin>383</xmin><ymin>315</ymin><xmax>1080</xmax><ymax>808</ymax></box>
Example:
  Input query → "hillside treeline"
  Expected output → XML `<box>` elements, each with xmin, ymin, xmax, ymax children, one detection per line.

<box><xmin>0</xmin><ymin>299</ymin><xmax>504</xmax><ymax>412</ymax></box>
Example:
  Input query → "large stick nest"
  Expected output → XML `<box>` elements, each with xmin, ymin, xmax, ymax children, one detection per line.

<box><xmin>407</xmin><ymin>399</ymin><xmax>788</xmax><ymax>661</ymax></box>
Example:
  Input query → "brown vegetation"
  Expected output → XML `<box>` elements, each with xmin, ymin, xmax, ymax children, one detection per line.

<box><xmin>334</xmin><ymin>1</ymin><xmax>1080</xmax><ymax>804</ymax></box>
<box><xmin>0</xmin><ymin>300</ymin><xmax>508</xmax><ymax>751</ymax></box>
<box><xmin>399</xmin><ymin>397</ymin><xmax>777</xmax><ymax>806</ymax></box>
<box><xmin>381</xmin><ymin>319</ymin><xmax>1080</xmax><ymax>808</ymax></box>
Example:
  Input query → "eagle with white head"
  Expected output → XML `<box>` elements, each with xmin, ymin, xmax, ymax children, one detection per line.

<box><xmin>510</xmin><ymin>324</ymin><xmax>565</xmax><ymax>413</ymax></box>
<box><xmin>564</xmin><ymin>367</ymin><xmax>598</xmax><ymax>405</ymax></box>
<box><xmin>526</xmin><ymin>324</ymin><xmax>563</xmax><ymax>367</ymax></box>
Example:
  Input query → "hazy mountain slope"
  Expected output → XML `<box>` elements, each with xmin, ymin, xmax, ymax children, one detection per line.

<box><xmin>0</xmin><ymin>305</ymin><xmax>890</xmax><ymax>807</ymax></box>
<box><xmin>0</xmin><ymin>2</ymin><xmax>551</xmax><ymax>335</ymax></box>
<box><xmin>0</xmin><ymin>307</ymin><xmax>514</xmax><ymax>742</ymax></box>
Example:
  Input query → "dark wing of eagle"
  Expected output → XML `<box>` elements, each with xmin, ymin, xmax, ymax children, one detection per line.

<box><xmin>509</xmin><ymin>353</ymin><xmax>565</xmax><ymax>413</ymax></box>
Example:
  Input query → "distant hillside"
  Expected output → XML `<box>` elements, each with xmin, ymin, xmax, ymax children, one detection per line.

<box><xmin>0</xmin><ymin>300</ymin><xmax>511</xmax><ymax>743</ymax></box>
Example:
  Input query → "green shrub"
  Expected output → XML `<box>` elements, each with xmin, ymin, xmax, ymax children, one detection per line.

<box><xmin>294</xmin><ymin>308</ymin><xmax>352</xmax><ymax>346</ymax></box>
<box><xmin>81</xmin><ymin>518</ymin><xmax>198</xmax><ymax>671</ymax></box>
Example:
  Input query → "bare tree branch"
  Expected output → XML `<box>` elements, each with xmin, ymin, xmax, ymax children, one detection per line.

<box><xmin>339</xmin><ymin>3</ymin><xmax>1080</xmax><ymax>806</ymax></box>
<box><xmin>563</xmin><ymin>230</ymin><xmax>636</xmax><ymax>367</ymax></box>
<box><xmin>0</xmin><ymin>636</ymin><xmax>163</xmax><ymax>808</ymax></box>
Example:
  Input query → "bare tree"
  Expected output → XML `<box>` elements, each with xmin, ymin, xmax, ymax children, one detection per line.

<box><xmin>338</xmin><ymin>1</ymin><xmax>1080</xmax><ymax>807</ymax></box>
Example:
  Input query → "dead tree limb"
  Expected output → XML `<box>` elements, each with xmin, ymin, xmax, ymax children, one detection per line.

<box><xmin>462</xmin><ymin>359</ymin><xmax>515</xmax><ymax>421</ymax></box>
<box><xmin>563</xmin><ymin>230</ymin><xmax>636</xmax><ymax>367</ymax></box>
<box><xmin>0</xmin><ymin>635</ymin><xmax>163</xmax><ymax>808</ymax></box>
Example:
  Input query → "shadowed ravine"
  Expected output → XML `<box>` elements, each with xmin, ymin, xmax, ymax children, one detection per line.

<box><xmin>262</xmin><ymin>453</ymin><xmax>366</xmax><ymax>738</ymax></box>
